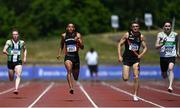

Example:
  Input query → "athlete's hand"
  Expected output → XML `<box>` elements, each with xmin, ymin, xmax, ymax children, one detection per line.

<box><xmin>138</xmin><ymin>54</ymin><xmax>143</xmax><ymax>59</ymax></box>
<box><xmin>162</xmin><ymin>38</ymin><xmax>167</xmax><ymax>45</ymax></box>
<box><xmin>118</xmin><ymin>56</ymin><xmax>123</xmax><ymax>63</ymax></box>
<box><xmin>56</xmin><ymin>55</ymin><xmax>61</xmax><ymax>60</ymax></box>
<box><xmin>177</xmin><ymin>53</ymin><xmax>180</xmax><ymax>59</ymax></box>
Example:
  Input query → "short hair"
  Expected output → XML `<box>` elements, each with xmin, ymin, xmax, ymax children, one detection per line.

<box><xmin>131</xmin><ymin>20</ymin><xmax>140</xmax><ymax>26</ymax></box>
<box><xmin>12</xmin><ymin>28</ymin><xmax>19</xmax><ymax>32</ymax></box>
<box><xmin>163</xmin><ymin>20</ymin><xmax>172</xmax><ymax>25</ymax></box>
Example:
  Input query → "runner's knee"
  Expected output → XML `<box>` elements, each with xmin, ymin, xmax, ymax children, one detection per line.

<box><xmin>123</xmin><ymin>76</ymin><xmax>129</xmax><ymax>81</ymax></box>
<box><xmin>134</xmin><ymin>75</ymin><xmax>139</xmax><ymax>80</ymax></box>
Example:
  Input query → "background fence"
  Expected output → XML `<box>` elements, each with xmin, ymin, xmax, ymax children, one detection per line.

<box><xmin>0</xmin><ymin>65</ymin><xmax>180</xmax><ymax>80</ymax></box>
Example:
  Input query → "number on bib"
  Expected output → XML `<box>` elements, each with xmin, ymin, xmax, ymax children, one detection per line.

<box><xmin>11</xmin><ymin>50</ymin><xmax>20</xmax><ymax>56</ymax></box>
<box><xmin>67</xmin><ymin>45</ymin><xmax>77</xmax><ymax>52</ymax></box>
<box><xmin>129</xmin><ymin>44</ymin><xmax>139</xmax><ymax>51</ymax></box>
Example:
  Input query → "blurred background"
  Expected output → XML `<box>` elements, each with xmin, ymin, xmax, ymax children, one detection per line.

<box><xmin>0</xmin><ymin>0</ymin><xmax>179</xmax><ymax>80</ymax></box>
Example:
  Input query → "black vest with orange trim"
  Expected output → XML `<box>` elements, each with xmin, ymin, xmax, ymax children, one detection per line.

<box><xmin>123</xmin><ymin>31</ymin><xmax>142</xmax><ymax>59</ymax></box>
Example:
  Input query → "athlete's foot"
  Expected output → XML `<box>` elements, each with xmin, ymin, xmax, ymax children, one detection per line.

<box><xmin>13</xmin><ymin>89</ymin><xmax>18</xmax><ymax>95</ymax></box>
<box><xmin>168</xmin><ymin>87</ymin><xmax>173</xmax><ymax>93</ymax></box>
<box><xmin>133</xmin><ymin>95</ymin><xmax>139</xmax><ymax>102</ymax></box>
<box><xmin>69</xmin><ymin>89</ymin><xmax>74</xmax><ymax>94</ymax></box>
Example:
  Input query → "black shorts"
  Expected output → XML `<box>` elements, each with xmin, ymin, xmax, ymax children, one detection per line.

<box><xmin>88</xmin><ymin>65</ymin><xmax>98</xmax><ymax>74</ymax></box>
<box><xmin>7</xmin><ymin>60</ymin><xmax>22</xmax><ymax>70</ymax></box>
<box><xmin>123</xmin><ymin>57</ymin><xmax>140</xmax><ymax>67</ymax></box>
<box><xmin>64</xmin><ymin>54</ymin><xmax>80</xmax><ymax>69</ymax></box>
<box><xmin>160</xmin><ymin>57</ymin><xmax>176</xmax><ymax>72</ymax></box>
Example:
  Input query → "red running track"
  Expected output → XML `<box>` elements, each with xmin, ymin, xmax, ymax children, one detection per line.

<box><xmin>0</xmin><ymin>80</ymin><xmax>179</xmax><ymax>107</ymax></box>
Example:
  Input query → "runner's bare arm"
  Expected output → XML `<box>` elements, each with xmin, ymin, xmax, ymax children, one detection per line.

<box><xmin>3</xmin><ymin>41</ymin><xmax>9</xmax><ymax>56</ymax></box>
<box><xmin>76</xmin><ymin>33</ymin><xmax>84</xmax><ymax>49</ymax></box>
<box><xmin>155</xmin><ymin>33</ymin><xmax>163</xmax><ymax>49</ymax></box>
<box><xmin>117</xmin><ymin>32</ymin><xmax>128</xmax><ymax>62</ymax></box>
<box><xmin>23</xmin><ymin>41</ymin><xmax>27</xmax><ymax>63</ymax></box>
<box><xmin>176</xmin><ymin>35</ymin><xmax>180</xmax><ymax>58</ymax></box>
<box><xmin>57</xmin><ymin>33</ymin><xmax>65</xmax><ymax>59</ymax></box>
<box><xmin>138</xmin><ymin>35</ymin><xmax>147</xmax><ymax>58</ymax></box>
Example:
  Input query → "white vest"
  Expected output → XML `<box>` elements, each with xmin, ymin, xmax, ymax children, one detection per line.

<box><xmin>158</xmin><ymin>32</ymin><xmax>177</xmax><ymax>57</ymax></box>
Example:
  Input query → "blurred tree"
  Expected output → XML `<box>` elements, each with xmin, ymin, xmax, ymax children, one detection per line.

<box><xmin>0</xmin><ymin>0</ymin><xmax>180</xmax><ymax>43</ymax></box>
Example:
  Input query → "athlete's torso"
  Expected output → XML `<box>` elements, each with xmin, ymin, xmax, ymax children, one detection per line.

<box><xmin>123</xmin><ymin>31</ymin><xmax>142</xmax><ymax>59</ymax></box>
<box><xmin>6</xmin><ymin>40</ymin><xmax>24</xmax><ymax>62</ymax></box>
<box><xmin>64</xmin><ymin>32</ymin><xmax>79</xmax><ymax>55</ymax></box>
<box><xmin>158</xmin><ymin>31</ymin><xmax>177</xmax><ymax>57</ymax></box>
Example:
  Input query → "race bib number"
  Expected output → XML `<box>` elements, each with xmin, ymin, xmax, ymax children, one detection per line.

<box><xmin>11</xmin><ymin>50</ymin><xmax>20</xmax><ymax>55</ymax></box>
<box><xmin>165</xmin><ymin>46</ymin><xmax>173</xmax><ymax>53</ymax></box>
<box><xmin>67</xmin><ymin>45</ymin><xmax>77</xmax><ymax>52</ymax></box>
<box><xmin>129</xmin><ymin>44</ymin><xmax>139</xmax><ymax>51</ymax></box>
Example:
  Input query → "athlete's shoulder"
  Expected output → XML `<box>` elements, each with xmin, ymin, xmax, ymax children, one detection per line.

<box><xmin>157</xmin><ymin>32</ymin><xmax>164</xmax><ymax>37</ymax></box>
<box><xmin>76</xmin><ymin>32</ymin><xmax>81</xmax><ymax>35</ymax></box>
<box><xmin>124</xmin><ymin>32</ymin><xmax>129</xmax><ymax>38</ymax></box>
<box><xmin>61</xmin><ymin>33</ymin><xmax>66</xmax><ymax>38</ymax></box>
<box><xmin>5</xmin><ymin>40</ymin><xmax>12</xmax><ymax>44</ymax></box>
<box><xmin>19</xmin><ymin>40</ymin><xmax>25</xmax><ymax>43</ymax></box>
<box><xmin>171</xmin><ymin>31</ymin><xmax>178</xmax><ymax>36</ymax></box>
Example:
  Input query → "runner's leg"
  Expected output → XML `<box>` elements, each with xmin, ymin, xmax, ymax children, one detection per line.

<box><xmin>122</xmin><ymin>65</ymin><xmax>130</xmax><ymax>81</ymax></box>
<box><xmin>14</xmin><ymin>65</ymin><xmax>22</xmax><ymax>90</ymax></box>
<box><xmin>132</xmin><ymin>62</ymin><xmax>140</xmax><ymax>101</ymax></box>
<box><xmin>8</xmin><ymin>69</ymin><xmax>15</xmax><ymax>81</ymax></box>
<box><xmin>65</xmin><ymin>60</ymin><xmax>74</xmax><ymax>93</ymax></box>
<box><xmin>168</xmin><ymin>62</ymin><xmax>174</xmax><ymax>92</ymax></box>
<box><xmin>72</xmin><ymin>64</ymin><xmax>80</xmax><ymax>81</ymax></box>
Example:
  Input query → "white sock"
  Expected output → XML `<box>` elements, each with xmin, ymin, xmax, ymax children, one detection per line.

<box><xmin>15</xmin><ymin>76</ymin><xmax>21</xmax><ymax>90</ymax></box>
<box><xmin>168</xmin><ymin>71</ymin><xmax>174</xmax><ymax>89</ymax></box>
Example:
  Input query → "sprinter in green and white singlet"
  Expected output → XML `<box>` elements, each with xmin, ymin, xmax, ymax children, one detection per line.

<box><xmin>3</xmin><ymin>29</ymin><xmax>27</xmax><ymax>95</ymax></box>
<box><xmin>155</xmin><ymin>21</ymin><xmax>180</xmax><ymax>93</ymax></box>
<box><xmin>158</xmin><ymin>31</ymin><xmax>177</xmax><ymax>57</ymax></box>
<box><xmin>6</xmin><ymin>39</ymin><xmax>25</xmax><ymax>63</ymax></box>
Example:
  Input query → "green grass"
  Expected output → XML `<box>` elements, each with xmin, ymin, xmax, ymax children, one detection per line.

<box><xmin>0</xmin><ymin>30</ymin><xmax>179</xmax><ymax>65</ymax></box>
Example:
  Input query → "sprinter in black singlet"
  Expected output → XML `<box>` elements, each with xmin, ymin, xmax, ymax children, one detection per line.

<box><xmin>118</xmin><ymin>21</ymin><xmax>147</xmax><ymax>101</ymax></box>
<box><xmin>57</xmin><ymin>23</ymin><xmax>84</xmax><ymax>94</ymax></box>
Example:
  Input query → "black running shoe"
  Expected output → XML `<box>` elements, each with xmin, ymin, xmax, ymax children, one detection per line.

<box><xmin>13</xmin><ymin>90</ymin><xmax>18</xmax><ymax>95</ymax></box>
<box><xmin>168</xmin><ymin>87</ymin><xmax>173</xmax><ymax>93</ymax></box>
<box><xmin>69</xmin><ymin>89</ymin><xmax>74</xmax><ymax>94</ymax></box>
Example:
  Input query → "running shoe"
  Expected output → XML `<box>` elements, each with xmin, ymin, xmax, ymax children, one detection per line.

<box><xmin>69</xmin><ymin>89</ymin><xmax>74</xmax><ymax>94</ymax></box>
<box><xmin>168</xmin><ymin>87</ymin><xmax>173</xmax><ymax>93</ymax></box>
<box><xmin>13</xmin><ymin>89</ymin><xmax>18</xmax><ymax>95</ymax></box>
<box><xmin>133</xmin><ymin>95</ymin><xmax>139</xmax><ymax>101</ymax></box>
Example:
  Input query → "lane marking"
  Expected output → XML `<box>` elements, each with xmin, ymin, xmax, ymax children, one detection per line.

<box><xmin>152</xmin><ymin>81</ymin><xmax>180</xmax><ymax>90</ymax></box>
<box><xmin>142</xmin><ymin>86</ymin><xmax>180</xmax><ymax>97</ymax></box>
<box><xmin>28</xmin><ymin>82</ymin><xmax>54</xmax><ymax>108</ymax></box>
<box><xmin>102</xmin><ymin>82</ymin><xmax>165</xmax><ymax>108</ymax></box>
<box><xmin>0</xmin><ymin>82</ymin><xmax>30</xmax><ymax>95</ymax></box>
<box><xmin>77</xmin><ymin>81</ymin><xmax>98</xmax><ymax>108</ymax></box>
<box><xmin>127</xmin><ymin>82</ymin><xmax>180</xmax><ymax>97</ymax></box>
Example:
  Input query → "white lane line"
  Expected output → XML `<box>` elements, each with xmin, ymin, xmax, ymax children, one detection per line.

<box><xmin>142</xmin><ymin>86</ymin><xmax>180</xmax><ymax>97</ymax></box>
<box><xmin>152</xmin><ymin>81</ymin><xmax>180</xmax><ymax>90</ymax></box>
<box><xmin>28</xmin><ymin>82</ymin><xmax>54</xmax><ymax>108</ymax></box>
<box><xmin>101</xmin><ymin>82</ymin><xmax>165</xmax><ymax>108</ymax></box>
<box><xmin>77</xmin><ymin>81</ymin><xmax>98</xmax><ymax>108</ymax></box>
<box><xmin>127</xmin><ymin>82</ymin><xmax>180</xmax><ymax>97</ymax></box>
<box><xmin>0</xmin><ymin>82</ymin><xmax>30</xmax><ymax>95</ymax></box>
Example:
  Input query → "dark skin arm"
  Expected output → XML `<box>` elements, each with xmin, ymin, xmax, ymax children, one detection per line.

<box><xmin>57</xmin><ymin>33</ymin><xmax>65</xmax><ymax>60</ymax></box>
<box><xmin>75</xmin><ymin>33</ymin><xmax>84</xmax><ymax>49</ymax></box>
